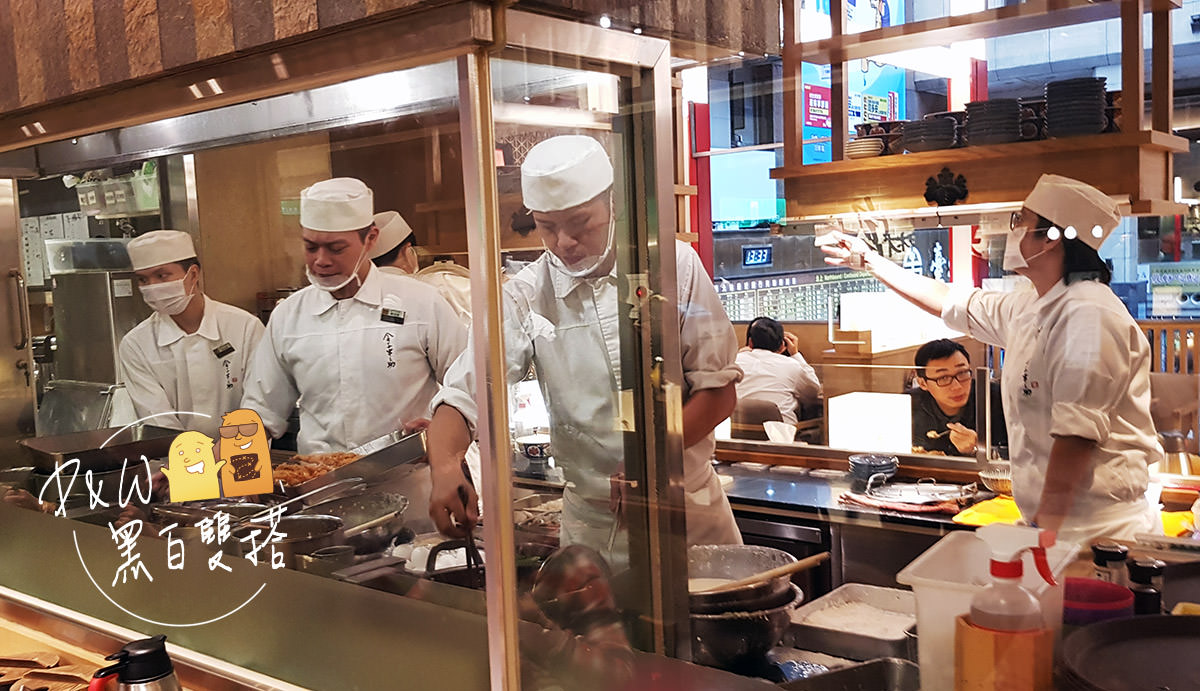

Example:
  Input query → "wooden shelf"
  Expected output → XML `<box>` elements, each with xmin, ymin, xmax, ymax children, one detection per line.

<box><xmin>800</xmin><ymin>0</ymin><xmax>1181</xmax><ymax>63</ymax></box>
<box><xmin>772</xmin><ymin>130</ymin><xmax>1188</xmax><ymax>179</ymax></box>
<box><xmin>773</xmin><ymin>130</ymin><xmax>1189</xmax><ymax>217</ymax></box>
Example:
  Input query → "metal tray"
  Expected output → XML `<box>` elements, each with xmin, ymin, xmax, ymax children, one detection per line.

<box><xmin>273</xmin><ymin>430</ymin><xmax>427</xmax><ymax>497</ymax></box>
<box><xmin>786</xmin><ymin>583</ymin><xmax>916</xmax><ymax>661</ymax></box>
<box><xmin>18</xmin><ymin>424</ymin><xmax>178</xmax><ymax>473</ymax></box>
<box><xmin>777</xmin><ymin>658</ymin><xmax>919</xmax><ymax>691</ymax></box>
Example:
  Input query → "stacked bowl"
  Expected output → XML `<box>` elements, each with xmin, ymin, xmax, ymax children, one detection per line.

<box><xmin>1045</xmin><ymin>77</ymin><xmax>1107</xmax><ymax>138</ymax></box>
<box><xmin>848</xmin><ymin>454</ymin><xmax>898</xmax><ymax>492</ymax></box>
<box><xmin>846</xmin><ymin>137</ymin><xmax>885</xmax><ymax>159</ymax></box>
<box><xmin>900</xmin><ymin>117</ymin><xmax>957</xmax><ymax>152</ymax></box>
<box><xmin>964</xmin><ymin>99</ymin><xmax>1021</xmax><ymax>145</ymax></box>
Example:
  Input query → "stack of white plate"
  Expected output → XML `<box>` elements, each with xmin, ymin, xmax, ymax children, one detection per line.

<box><xmin>846</xmin><ymin>138</ymin><xmax>884</xmax><ymax>159</ymax></box>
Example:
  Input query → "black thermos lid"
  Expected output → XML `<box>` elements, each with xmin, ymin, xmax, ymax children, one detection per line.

<box><xmin>1127</xmin><ymin>558</ymin><xmax>1166</xmax><ymax>585</ymax></box>
<box><xmin>112</xmin><ymin>635</ymin><xmax>174</xmax><ymax>683</ymax></box>
<box><xmin>1090</xmin><ymin>541</ymin><xmax>1128</xmax><ymax>566</ymax></box>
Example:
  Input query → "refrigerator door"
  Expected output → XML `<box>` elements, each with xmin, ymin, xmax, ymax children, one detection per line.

<box><xmin>0</xmin><ymin>180</ymin><xmax>36</xmax><ymax>453</ymax></box>
<box><xmin>51</xmin><ymin>271</ymin><xmax>149</xmax><ymax>384</ymax></box>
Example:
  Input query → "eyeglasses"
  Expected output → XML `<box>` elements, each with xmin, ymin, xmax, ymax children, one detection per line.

<box><xmin>1011</xmin><ymin>210</ymin><xmax>1052</xmax><ymax>233</ymax></box>
<box><xmin>219</xmin><ymin>423</ymin><xmax>258</xmax><ymax>438</ymax></box>
<box><xmin>920</xmin><ymin>370</ymin><xmax>972</xmax><ymax>387</ymax></box>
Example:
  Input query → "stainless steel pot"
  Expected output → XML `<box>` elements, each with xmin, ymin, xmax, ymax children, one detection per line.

<box><xmin>688</xmin><ymin>544</ymin><xmax>799</xmax><ymax>614</ymax></box>
<box><xmin>230</xmin><ymin>514</ymin><xmax>345</xmax><ymax>569</ymax></box>
<box><xmin>302</xmin><ymin>492</ymin><xmax>408</xmax><ymax>554</ymax></box>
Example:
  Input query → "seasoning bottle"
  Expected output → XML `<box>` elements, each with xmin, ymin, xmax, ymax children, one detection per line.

<box><xmin>1090</xmin><ymin>542</ymin><xmax>1129</xmax><ymax>586</ymax></box>
<box><xmin>1128</xmin><ymin>558</ymin><xmax>1165</xmax><ymax>615</ymax></box>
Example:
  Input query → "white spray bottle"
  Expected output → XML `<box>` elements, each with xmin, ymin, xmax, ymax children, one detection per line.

<box><xmin>955</xmin><ymin>524</ymin><xmax>1057</xmax><ymax>691</ymax></box>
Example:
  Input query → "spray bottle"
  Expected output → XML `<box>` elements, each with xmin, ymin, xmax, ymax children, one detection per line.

<box><xmin>955</xmin><ymin>524</ymin><xmax>1057</xmax><ymax>691</ymax></box>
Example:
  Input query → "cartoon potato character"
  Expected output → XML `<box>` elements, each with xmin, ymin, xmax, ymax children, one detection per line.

<box><xmin>217</xmin><ymin>409</ymin><xmax>273</xmax><ymax>497</ymax></box>
<box><xmin>162</xmin><ymin>431</ymin><xmax>224</xmax><ymax>502</ymax></box>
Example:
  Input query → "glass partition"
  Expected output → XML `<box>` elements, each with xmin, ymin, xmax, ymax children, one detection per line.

<box><xmin>722</xmin><ymin>362</ymin><xmax>1003</xmax><ymax>462</ymax></box>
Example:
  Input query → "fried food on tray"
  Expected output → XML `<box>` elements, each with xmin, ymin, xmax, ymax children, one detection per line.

<box><xmin>272</xmin><ymin>452</ymin><xmax>361</xmax><ymax>486</ymax></box>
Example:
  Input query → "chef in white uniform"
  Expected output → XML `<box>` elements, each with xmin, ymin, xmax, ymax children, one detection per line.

<box><xmin>823</xmin><ymin>174</ymin><xmax>1160</xmax><ymax>541</ymax></box>
<box><xmin>369</xmin><ymin>210</ymin><xmax>420</xmax><ymax>276</ymax></box>
<box><xmin>426</xmin><ymin>135</ymin><xmax>743</xmax><ymax>567</ymax></box>
<box><xmin>371</xmin><ymin>209</ymin><xmax>474</xmax><ymax>326</ymax></box>
<box><xmin>241</xmin><ymin>178</ymin><xmax>468</xmax><ymax>454</ymax></box>
<box><xmin>119</xmin><ymin>230</ymin><xmax>265</xmax><ymax>436</ymax></box>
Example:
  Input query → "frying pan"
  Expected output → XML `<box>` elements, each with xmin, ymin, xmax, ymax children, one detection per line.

<box><xmin>1060</xmin><ymin>615</ymin><xmax>1200</xmax><ymax>691</ymax></box>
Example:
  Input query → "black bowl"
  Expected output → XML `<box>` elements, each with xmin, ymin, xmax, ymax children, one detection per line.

<box><xmin>688</xmin><ymin>544</ymin><xmax>798</xmax><ymax>615</ymax></box>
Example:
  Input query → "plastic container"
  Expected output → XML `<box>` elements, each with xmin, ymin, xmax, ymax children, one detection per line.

<box><xmin>1063</xmin><ymin>577</ymin><xmax>1134</xmax><ymax>625</ymax></box>
<box><xmin>896</xmin><ymin>530</ymin><xmax>1077</xmax><ymax>691</ymax></box>
<box><xmin>787</xmin><ymin>583</ymin><xmax>916</xmax><ymax>661</ymax></box>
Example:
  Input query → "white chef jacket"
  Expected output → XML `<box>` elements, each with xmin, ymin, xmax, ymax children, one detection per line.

<box><xmin>434</xmin><ymin>241</ymin><xmax>743</xmax><ymax>566</ymax></box>
<box><xmin>380</xmin><ymin>263</ymin><xmax>474</xmax><ymax>326</ymax></box>
<box><xmin>118</xmin><ymin>296</ymin><xmax>265</xmax><ymax>437</ymax></box>
<box><xmin>734</xmin><ymin>348</ymin><xmax>821</xmax><ymax>426</ymax></box>
<box><xmin>943</xmin><ymin>279</ymin><xmax>1160</xmax><ymax>541</ymax></box>
<box><xmin>242</xmin><ymin>265</ymin><xmax>468</xmax><ymax>454</ymax></box>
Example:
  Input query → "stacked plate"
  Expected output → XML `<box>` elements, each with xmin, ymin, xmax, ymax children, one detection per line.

<box><xmin>846</xmin><ymin>137</ymin><xmax>885</xmax><ymax>159</ymax></box>
<box><xmin>1045</xmin><ymin>77</ymin><xmax>1107</xmax><ymax>137</ymax></box>
<box><xmin>964</xmin><ymin>99</ymin><xmax>1021</xmax><ymax>145</ymax></box>
<box><xmin>900</xmin><ymin>117</ymin><xmax>957</xmax><ymax>152</ymax></box>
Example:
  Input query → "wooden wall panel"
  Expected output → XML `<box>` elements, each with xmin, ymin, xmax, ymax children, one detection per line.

<box><xmin>0</xmin><ymin>0</ymin><xmax>778</xmax><ymax>113</ymax></box>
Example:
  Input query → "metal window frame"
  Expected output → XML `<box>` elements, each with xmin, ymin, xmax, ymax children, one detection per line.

<box><xmin>457</xmin><ymin>10</ymin><xmax>690</xmax><ymax>687</ymax></box>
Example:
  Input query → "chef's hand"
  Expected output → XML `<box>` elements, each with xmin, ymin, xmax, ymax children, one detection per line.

<box><xmin>403</xmin><ymin>418</ymin><xmax>431</xmax><ymax>435</ymax></box>
<box><xmin>947</xmin><ymin>422</ymin><xmax>978</xmax><ymax>456</ymax></box>
<box><xmin>819</xmin><ymin>230</ymin><xmax>875</xmax><ymax>270</ymax></box>
<box><xmin>3</xmin><ymin>488</ymin><xmax>51</xmax><ymax>513</ymax></box>
<box><xmin>429</xmin><ymin>457</ymin><xmax>479</xmax><ymax>538</ymax></box>
<box><xmin>782</xmin><ymin>332</ymin><xmax>800</xmax><ymax>356</ymax></box>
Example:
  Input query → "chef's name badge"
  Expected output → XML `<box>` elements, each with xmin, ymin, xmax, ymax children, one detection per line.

<box><xmin>380</xmin><ymin>308</ymin><xmax>406</xmax><ymax>325</ymax></box>
<box><xmin>212</xmin><ymin>342</ymin><xmax>236</xmax><ymax>358</ymax></box>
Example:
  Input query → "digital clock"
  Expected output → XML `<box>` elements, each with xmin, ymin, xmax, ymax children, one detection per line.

<box><xmin>742</xmin><ymin>245</ymin><xmax>773</xmax><ymax>267</ymax></box>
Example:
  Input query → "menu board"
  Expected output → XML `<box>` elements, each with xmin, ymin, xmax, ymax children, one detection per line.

<box><xmin>716</xmin><ymin>270</ymin><xmax>883</xmax><ymax>322</ymax></box>
<box><xmin>19</xmin><ymin>218</ymin><xmax>44</xmax><ymax>287</ymax></box>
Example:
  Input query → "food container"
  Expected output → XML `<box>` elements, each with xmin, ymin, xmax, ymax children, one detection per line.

<box><xmin>274</xmin><ymin>430</ymin><xmax>426</xmax><ymax>497</ymax></box>
<box><xmin>19</xmin><ymin>425</ymin><xmax>178</xmax><ymax>473</ymax></box>
<box><xmin>688</xmin><ymin>544</ymin><xmax>799</xmax><ymax>615</ymax></box>
<box><xmin>896</xmin><ymin>530</ymin><xmax>1077</xmax><ymax>691</ymax></box>
<box><xmin>691</xmin><ymin>584</ymin><xmax>801</xmax><ymax>670</ymax></box>
<box><xmin>786</xmin><ymin>583</ymin><xmax>916</xmax><ymax>661</ymax></box>
<box><xmin>979</xmin><ymin>461</ymin><xmax>1012</xmax><ymax>494</ymax></box>
<box><xmin>777</xmin><ymin>657</ymin><xmax>919</xmax><ymax>691</ymax></box>
<box><xmin>1063</xmin><ymin>577</ymin><xmax>1134</xmax><ymax>625</ymax></box>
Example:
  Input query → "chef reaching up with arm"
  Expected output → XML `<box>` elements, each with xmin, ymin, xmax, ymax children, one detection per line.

<box><xmin>119</xmin><ymin>230</ymin><xmax>265</xmax><ymax>436</ymax></box>
<box><xmin>426</xmin><ymin>135</ymin><xmax>743</xmax><ymax>569</ymax></box>
<box><xmin>241</xmin><ymin>178</ymin><xmax>468</xmax><ymax>454</ymax></box>
<box><xmin>822</xmin><ymin>174</ymin><xmax>1161</xmax><ymax>542</ymax></box>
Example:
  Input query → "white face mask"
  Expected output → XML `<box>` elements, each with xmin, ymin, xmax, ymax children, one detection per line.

<box><xmin>546</xmin><ymin>214</ymin><xmax>616</xmax><ymax>279</ymax></box>
<box><xmin>1002</xmin><ymin>226</ymin><xmax>1054</xmax><ymax>272</ymax></box>
<box><xmin>306</xmin><ymin>242</ymin><xmax>369</xmax><ymax>293</ymax></box>
<box><xmin>139</xmin><ymin>274</ymin><xmax>195</xmax><ymax>316</ymax></box>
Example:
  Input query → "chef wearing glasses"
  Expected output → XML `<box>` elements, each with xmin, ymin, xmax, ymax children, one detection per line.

<box><xmin>119</xmin><ymin>230</ymin><xmax>265</xmax><ymax>436</ymax></box>
<box><xmin>825</xmin><ymin>174</ymin><xmax>1161</xmax><ymax>541</ymax></box>
<box><xmin>426</xmin><ymin>135</ymin><xmax>743</xmax><ymax>567</ymax></box>
<box><xmin>241</xmin><ymin>178</ymin><xmax>467</xmax><ymax>453</ymax></box>
<box><xmin>910</xmin><ymin>339</ymin><xmax>1006</xmax><ymax>457</ymax></box>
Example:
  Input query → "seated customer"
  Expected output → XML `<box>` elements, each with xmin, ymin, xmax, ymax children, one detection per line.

<box><xmin>735</xmin><ymin>317</ymin><xmax>821</xmax><ymax>426</ymax></box>
<box><xmin>910</xmin><ymin>338</ymin><xmax>1007</xmax><ymax>456</ymax></box>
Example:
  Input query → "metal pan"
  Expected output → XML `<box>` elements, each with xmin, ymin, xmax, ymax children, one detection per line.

<box><xmin>19</xmin><ymin>424</ymin><xmax>178</xmax><ymax>473</ymax></box>
<box><xmin>1060</xmin><ymin>615</ymin><xmax>1200</xmax><ymax>691</ymax></box>
<box><xmin>273</xmin><ymin>431</ymin><xmax>427</xmax><ymax>497</ymax></box>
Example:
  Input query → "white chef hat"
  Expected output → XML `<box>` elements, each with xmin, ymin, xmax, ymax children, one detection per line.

<box><xmin>521</xmin><ymin>135</ymin><xmax>614</xmax><ymax>213</ymax></box>
<box><xmin>127</xmin><ymin>230</ymin><xmax>197</xmax><ymax>271</ymax></box>
<box><xmin>1023</xmin><ymin>174</ymin><xmax>1121</xmax><ymax>249</ymax></box>
<box><xmin>300</xmin><ymin>177</ymin><xmax>374</xmax><ymax>232</ymax></box>
<box><xmin>369</xmin><ymin>210</ymin><xmax>416</xmax><ymax>259</ymax></box>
